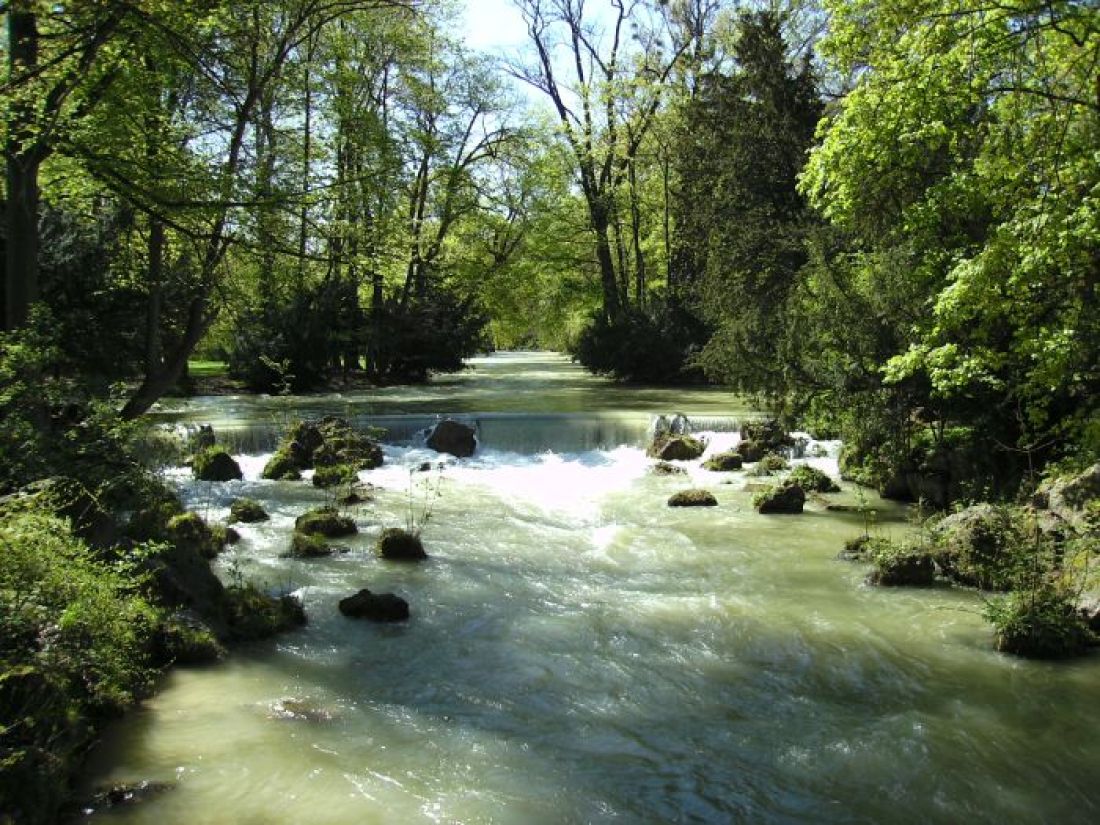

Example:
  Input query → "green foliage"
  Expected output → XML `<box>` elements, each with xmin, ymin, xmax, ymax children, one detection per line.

<box><xmin>0</xmin><ymin>510</ymin><xmax>162</xmax><ymax>823</ymax></box>
<box><xmin>680</xmin><ymin>10</ymin><xmax>822</xmax><ymax>395</ymax></box>
<box><xmin>312</xmin><ymin>464</ymin><xmax>357</xmax><ymax>489</ymax></box>
<box><xmin>573</xmin><ymin>301</ymin><xmax>709</xmax><ymax>383</ymax></box>
<box><xmin>801</xmin><ymin>0</ymin><xmax>1100</xmax><ymax>481</ymax></box>
<box><xmin>788</xmin><ymin>465</ymin><xmax>840</xmax><ymax>493</ymax></box>
<box><xmin>984</xmin><ymin>585</ymin><xmax>1093</xmax><ymax>659</ymax></box>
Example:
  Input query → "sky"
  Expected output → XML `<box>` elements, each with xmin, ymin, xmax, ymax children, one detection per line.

<box><xmin>462</xmin><ymin>0</ymin><xmax>531</xmax><ymax>53</ymax></box>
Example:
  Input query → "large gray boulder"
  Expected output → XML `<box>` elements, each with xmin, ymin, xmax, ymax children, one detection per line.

<box><xmin>427</xmin><ymin>419</ymin><xmax>477</xmax><ymax>458</ymax></box>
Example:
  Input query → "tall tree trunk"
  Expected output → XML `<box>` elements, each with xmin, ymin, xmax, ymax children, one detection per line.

<box><xmin>298</xmin><ymin>33</ymin><xmax>314</xmax><ymax>287</ymax></box>
<box><xmin>144</xmin><ymin>217</ymin><xmax>165</xmax><ymax>373</ymax></box>
<box><xmin>591</xmin><ymin>202</ymin><xmax>622</xmax><ymax>322</ymax></box>
<box><xmin>5</xmin><ymin>7</ymin><xmax>41</xmax><ymax>331</ymax></box>
<box><xmin>628</xmin><ymin>157</ymin><xmax>646</xmax><ymax>308</ymax></box>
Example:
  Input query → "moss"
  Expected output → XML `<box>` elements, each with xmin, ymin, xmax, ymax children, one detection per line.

<box><xmin>312</xmin><ymin>463</ymin><xmax>357</xmax><ymax>489</ymax></box>
<box><xmin>667</xmin><ymin>489</ymin><xmax>718</xmax><ymax>507</ymax></box>
<box><xmin>985</xmin><ymin>586</ymin><xmax>1093</xmax><ymax>658</ymax></box>
<box><xmin>228</xmin><ymin>498</ymin><xmax>269</xmax><ymax>523</ymax></box>
<box><xmin>650</xmin><ymin>461</ymin><xmax>687</xmax><ymax>476</ymax></box>
<box><xmin>753</xmin><ymin>480</ymin><xmax>805</xmax><ymax>514</ymax></box>
<box><xmin>648</xmin><ymin>435</ymin><xmax>706</xmax><ymax>461</ymax></box>
<box><xmin>166</xmin><ymin>512</ymin><xmax>225</xmax><ymax>560</ymax></box>
<box><xmin>932</xmin><ymin>504</ymin><xmax>1031</xmax><ymax>590</ymax></box>
<box><xmin>286</xmin><ymin>530</ymin><xmax>332</xmax><ymax>558</ymax></box>
<box><xmin>703</xmin><ymin>451</ymin><xmax>743</xmax><ymax>472</ymax></box>
<box><xmin>154</xmin><ymin>612</ymin><xmax>226</xmax><ymax>665</ymax></box>
<box><xmin>376</xmin><ymin>527</ymin><xmax>427</xmax><ymax>561</ymax></box>
<box><xmin>866</xmin><ymin>542</ymin><xmax>936</xmax><ymax>586</ymax></box>
<box><xmin>294</xmin><ymin>506</ymin><xmax>357</xmax><ymax>538</ymax></box>
<box><xmin>747</xmin><ymin>452</ymin><xmax>789</xmax><ymax>476</ymax></box>
<box><xmin>191</xmin><ymin>446</ymin><xmax>242</xmax><ymax>482</ymax></box>
<box><xmin>788</xmin><ymin>465</ymin><xmax>840</xmax><ymax>493</ymax></box>
<box><xmin>224</xmin><ymin>584</ymin><xmax>306</xmax><ymax>641</ymax></box>
<box><xmin>125</xmin><ymin>487</ymin><xmax>185</xmax><ymax>543</ymax></box>
<box><xmin>261</xmin><ymin>449</ymin><xmax>302</xmax><ymax>481</ymax></box>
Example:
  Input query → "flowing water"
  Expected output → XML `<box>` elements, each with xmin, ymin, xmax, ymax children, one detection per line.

<box><xmin>80</xmin><ymin>353</ymin><xmax>1100</xmax><ymax>824</ymax></box>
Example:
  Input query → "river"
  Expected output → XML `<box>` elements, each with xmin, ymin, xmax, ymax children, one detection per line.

<box><xmin>79</xmin><ymin>352</ymin><xmax>1100</xmax><ymax>824</ymax></box>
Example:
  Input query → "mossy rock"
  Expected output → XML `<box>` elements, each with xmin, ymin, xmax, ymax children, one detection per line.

<box><xmin>275</xmin><ymin>416</ymin><xmax>384</xmax><ymax>472</ymax></box>
<box><xmin>740</xmin><ymin>420</ymin><xmax>793</xmax><ymax>451</ymax></box>
<box><xmin>703</xmin><ymin>451</ymin><xmax>743</xmax><ymax>472</ymax></box>
<box><xmin>788</xmin><ymin>465</ymin><xmax>840</xmax><ymax>493</ymax></box>
<box><xmin>166</xmin><ymin>512</ymin><xmax>226</xmax><ymax>560</ymax></box>
<box><xmin>985</xmin><ymin>587</ymin><xmax>1093</xmax><ymax>658</ymax></box>
<box><xmin>931</xmin><ymin>504</ymin><xmax>1029</xmax><ymax>590</ymax></box>
<box><xmin>650</xmin><ymin>461</ymin><xmax>687</xmax><ymax>476</ymax></box>
<box><xmin>126</xmin><ymin>488</ymin><xmax>185</xmax><ymax>542</ymax></box>
<box><xmin>224</xmin><ymin>584</ymin><xmax>306</xmax><ymax>641</ymax></box>
<box><xmin>648</xmin><ymin>435</ymin><xmax>706</xmax><ymax>461</ymax></box>
<box><xmin>668</xmin><ymin>489</ymin><xmax>718</xmax><ymax>507</ymax></box>
<box><xmin>294</xmin><ymin>506</ymin><xmax>357</xmax><ymax>538</ymax></box>
<box><xmin>312</xmin><ymin>463</ymin><xmax>357</xmax><ymax>489</ymax></box>
<box><xmin>753</xmin><ymin>480</ymin><xmax>805</xmax><ymax>514</ymax></box>
<box><xmin>262</xmin><ymin>449</ymin><xmax>301</xmax><ymax>481</ymax></box>
<box><xmin>192</xmin><ymin>446</ymin><xmax>243</xmax><ymax>482</ymax></box>
<box><xmin>866</xmin><ymin>544</ymin><xmax>936</xmax><ymax>586</ymax></box>
<box><xmin>229</xmin><ymin>498</ymin><xmax>269</xmax><ymax>524</ymax></box>
<box><xmin>154</xmin><ymin>611</ymin><xmax>226</xmax><ymax>665</ymax></box>
<box><xmin>286</xmin><ymin>530</ymin><xmax>333</xmax><ymax>558</ymax></box>
<box><xmin>376</xmin><ymin>527</ymin><xmax>427</xmax><ymax>561</ymax></box>
<box><xmin>736</xmin><ymin>440</ymin><xmax>766</xmax><ymax>463</ymax></box>
<box><xmin>748</xmin><ymin>452</ymin><xmax>789</xmax><ymax>476</ymax></box>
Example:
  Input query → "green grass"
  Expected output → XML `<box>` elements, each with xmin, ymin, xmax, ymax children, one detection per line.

<box><xmin>188</xmin><ymin>360</ymin><xmax>229</xmax><ymax>378</ymax></box>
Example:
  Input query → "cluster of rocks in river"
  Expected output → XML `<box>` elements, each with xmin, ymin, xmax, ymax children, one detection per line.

<box><xmin>649</xmin><ymin>417</ymin><xmax>841</xmax><ymax>514</ymax></box>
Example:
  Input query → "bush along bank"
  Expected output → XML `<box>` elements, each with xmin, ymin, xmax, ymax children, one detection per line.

<box><xmin>0</xmin><ymin>474</ymin><xmax>305</xmax><ymax>824</ymax></box>
<box><xmin>841</xmin><ymin>463</ymin><xmax>1100</xmax><ymax>659</ymax></box>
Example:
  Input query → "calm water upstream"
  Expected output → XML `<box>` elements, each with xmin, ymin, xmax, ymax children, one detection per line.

<box><xmin>80</xmin><ymin>353</ymin><xmax>1100</xmax><ymax>824</ymax></box>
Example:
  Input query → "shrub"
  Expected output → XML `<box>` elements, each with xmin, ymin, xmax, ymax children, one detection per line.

<box><xmin>788</xmin><ymin>465</ymin><xmax>840</xmax><ymax>493</ymax></box>
<box><xmin>984</xmin><ymin>586</ymin><xmax>1093</xmax><ymax>659</ymax></box>
<box><xmin>0</xmin><ymin>510</ymin><xmax>162</xmax><ymax>824</ymax></box>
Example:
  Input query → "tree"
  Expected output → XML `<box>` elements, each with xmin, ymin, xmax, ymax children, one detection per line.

<box><xmin>679</xmin><ymin>9</ymin><xmax>821</xmax><ymax>396</ymax></box>
<box><xmin>802</xmin><ymin>0</ymin><xmax>1100</xmax><ymax>471</ymax></box>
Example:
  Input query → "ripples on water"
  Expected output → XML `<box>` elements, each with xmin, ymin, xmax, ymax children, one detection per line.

<box><xmin>80</xmin><ymin>355</ymin><xmax>1100</xmax><ymax>824</ymax></box>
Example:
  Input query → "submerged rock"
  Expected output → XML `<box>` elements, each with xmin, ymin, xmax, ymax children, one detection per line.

<box><xmin>668</xmin><ymin>489</ymin><xmax>718</xmax><ymax>507</ymax></box>
<box><xmin>376</xmin><ymin>527</ymin><xmax>427</xmax><ymax>560</ymax></box>
<box><xmin>191</xmin><ymin>446</ymin><xmax>242</xmax><ymax>482</ymax></box>
<box><xmin>269</xmin><ymin>697</ymin><xmax>334</xmax><ymax>722</ymax></box>
<box><xmin>338</xmin><ymin>589</ymin><xmax>410</xmax><ymax>622</ymax></box>
<box><xmin>650</xmin><ymin>461</ymin><xmax>687</xmax><ymax>476</ymax></box>
<box><xmin>86</xmin><ymin>780</ymin><xmax>175</xmax><ymax>814</ymax></box>
<box><xmin>426</xmin><ymin>419</ymin><xmax>477</xmax><ymax>458</ymax></box>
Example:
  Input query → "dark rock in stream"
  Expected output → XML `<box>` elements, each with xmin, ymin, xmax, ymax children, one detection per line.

<box><xmin>753</xmin><ymin>480</ymin><xmax>805</xmax><ymax>514</ymax></box>
<box><xmin>376</xmin><ymin>527</ymin><xmax>427</xmax><ymax>561</ymax></box>
<box><xmin>650</xmin><ymin>461</ymin><xmax>687</xmax><ymax>476</ymax></box>
<box><xmin>427</xmin><ymin>419</ymin><xmax>478</xmax><ymax>457</ymax></box>
<box><xmin>339</xmin><ymin>589</ymin><xmax>410</xmax><ymax>621</ymax></box>
<box><xmin>668</xmin><ymin>489</ymin><xmax>718</xmax><ymax>507</ymax></box>
<box><xmin>84</xmin><ymin>780</ymin><xmax>175</xmax><ymax>814</ymax></box>
<box><xmin>703</xmin><ymin>451</ymin><xmax>743</xmax><ymax>472</ymax></box>
<box><xmin>295</xmin><ymin>506</ymin><xmax>357</xmax><ymax>538</ymax></box>
<box><xmin>191</xmin><ymin>446</ymin><xmax>243</xmax><ymax>482</ymax></box>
